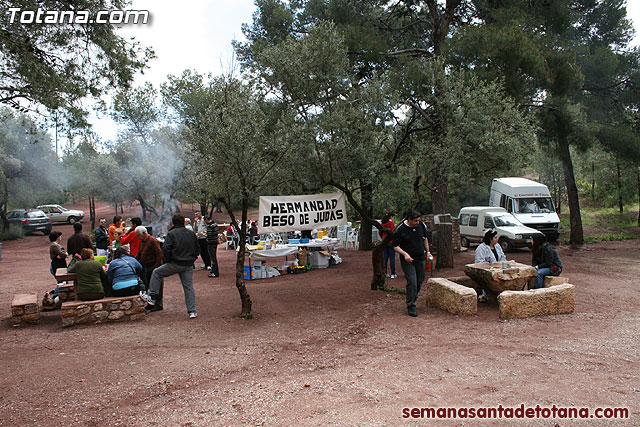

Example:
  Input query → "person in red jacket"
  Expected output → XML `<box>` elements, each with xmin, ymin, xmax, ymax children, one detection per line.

<box><xmin>120</xmin><ymin>217</ymin><xmax>142</xmax><ymax>257</ymax></box>
<box><xmin>379</xmin><ymin>213</ymin><xmax>397</xmax><ymax>278</ymax></box>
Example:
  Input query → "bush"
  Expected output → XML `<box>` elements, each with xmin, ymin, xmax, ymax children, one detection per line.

<box><xmin>0</xmin><ymin>226</ymin><xmax>24</xmax><ymax>241</ymax></box>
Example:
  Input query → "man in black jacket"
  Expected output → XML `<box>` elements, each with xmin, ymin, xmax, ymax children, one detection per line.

<box><xmin>94</xmin><ymin>218</ymin><xmax>109</xmax><ymax>257</ymax></box>
<box><xmin>140</xmin><ymin>214</ymin><xmax>200</xmax><ymax>318</ymax></box>
<box><xmin>204</xmin><ymin>215</ymin><xmax>219</xmax><ymax>278</ymax></box>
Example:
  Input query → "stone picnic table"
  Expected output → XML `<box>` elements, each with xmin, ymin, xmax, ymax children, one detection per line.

<box><xmin>464</xmin><ymin>261</ymin><xmax>537</xmax><ymax>295</ymax></box>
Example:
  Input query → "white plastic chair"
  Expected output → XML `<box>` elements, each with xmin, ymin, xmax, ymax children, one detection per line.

<box><xmin>336</xmin><ymin>225</ymin><xmax>348</xmax><ymax>247</ymax></box>
<box><xmin>346</xmin><ymin>228</ymin><xmax>359</xmax><ymax>250</ymax></box>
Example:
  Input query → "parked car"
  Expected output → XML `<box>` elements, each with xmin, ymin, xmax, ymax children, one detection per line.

<box><xmin>6</xmin><ymin>209</ymin><xmax>52</xmax><ymax>235</ymax></box>
<box><xmin>458</xmin><ymin>206</ymin><xmax>543</xmax><ymax>252</ymax></box>
<box><xmin>36</xmin><ymin>204</ymin><xmax>85</xmax><ymax>224</ymax></box>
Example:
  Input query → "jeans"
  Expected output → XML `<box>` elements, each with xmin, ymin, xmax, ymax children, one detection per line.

<box><xmin>112</xmin><ymin>286</ymin><xmax>140</xmax><ymax>297</ymax></box>
<box><xmin>535</xmin><ymin>267</ymin><xmax>551</xmax><ymax>289</ymax></box>
<box><xmin>401</xmin><ymin>258</ymin><xmax>426</xmax><ymax>309</ymax></box>
<box><xmin>149</xmin><ymin>263</ymin><xmax>196</xmax><ymax>313</ymax></box>
<box><xmin>383</xmin><ymin>243</ymin><xmax>396</xmax><ymax>275</ymax></box>
<box><xmin>207</xmin><ymin>244</ymin><xmax>219</xmax><ymax>276</ymax></box>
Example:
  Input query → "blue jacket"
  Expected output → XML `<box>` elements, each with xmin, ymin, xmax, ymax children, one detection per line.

<box><xmin>107</xmin><ymin>255</ymin><xmax>143</xmax><ymax>290</ymax></box>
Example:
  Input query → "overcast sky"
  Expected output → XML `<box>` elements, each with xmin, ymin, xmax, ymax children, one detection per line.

<box><xmin>88</xmin><ymin>0</ymin><xmax>640</xmax><ymax>142</ymax></box>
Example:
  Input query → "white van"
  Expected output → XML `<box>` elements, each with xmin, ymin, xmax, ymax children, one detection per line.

<box><xmin>458</xmin><ymin>206</ymin><xmax>543</xmax><ymax>252</ymax></box>
<box><xmin>489</xmin><ymin>177</ymin><xmax>560</xmax><ymax>241</ymax></box>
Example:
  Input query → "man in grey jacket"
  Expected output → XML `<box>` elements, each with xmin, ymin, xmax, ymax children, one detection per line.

<box><xmin>140</xmin><ymin>213</ymin><xmax>200</xmax><ymax>318</ymax></box>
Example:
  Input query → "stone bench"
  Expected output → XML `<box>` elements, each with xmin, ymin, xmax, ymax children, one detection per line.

<box><xmin>12</xmin><ymin>293</ymin><xmax>40</xmax><ymax>325</ymax></box>
<box><xmin>543</xmin><ymin>276</ymin><xmax>568</xmax><ymax>287</ymax></box>
<box><xmin>57</xmin><ymin>282</ymin><xmax>76</xmax><ymax>302</ymax></box>
<box><xmin>498</xmin><ymin>284</ymin><xmax>575</xmax><ymax>319</ymax></box>
<box><xmin>61</xmin><ymin>295</ymin><xmax>146</xmax><ymax>327</ymax></box>
<box><xmin>425</xmin><ymin>278</ymin><xmax>477</xmax><ymax>315</ymax></box>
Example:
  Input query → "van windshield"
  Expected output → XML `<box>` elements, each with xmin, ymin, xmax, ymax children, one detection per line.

<box><xmin>493</xmin><ymin>216</ymin><xmax>520</xmax><ymax>227</ymax></box>
<box><xmin>515</xmin><ymin>198</ymin><xmax>554</xmax><ymax>214</ymax></box>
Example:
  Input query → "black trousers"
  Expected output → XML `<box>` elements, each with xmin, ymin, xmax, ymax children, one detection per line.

<box><xmin>207</xmin><ymin>243</ymin><xmax>219</xmax><ymax>276</ymax></box>
<box><xmin>198</xmin><ymin>239</ymin><xmax>210</xmax><ymax>267</ymax></box>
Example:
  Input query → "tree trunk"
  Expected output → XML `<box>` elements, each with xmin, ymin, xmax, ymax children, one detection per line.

<box><xmin>431</xmin><ymin>172</ymin><xmax>448</xmax><ymax>214</ymax></box>
<box><xmin>358</xmin><ymin>180</ymin><xmax>374</xmax><ymax>251</ymax></box>
<box><xmin>89</xmin><ymin>195</ymin><xmax>96</xmax><ymax>231</ymax></box>
<box><xmin>224</xmin><ymin>197</ymin><xmax>252</xmax><ymax>318</ymax></box>
<box><xmin>371</xmin><ymin>233</ymin><xmax>392</xmax><ymax>290</ymax></box>
<box><xmin>617</xmin><ymin>161</ymin><xmax>623</xmax><ymax>214</ymax></box>
<box><xmin>591</xmin><ymin>161</ymin><xmax>595</xmax><ymax>201</ymax></box>
<box><xmin>1</xmin><ymin>181</ymin><xmax>10</xmax><ymax>230</ymax></box>
<box><xmin>637</xmin><ymin>169</ymin><xmax>640</xmax><ymax>227</ymax></box>
<box><xmin>557</xmin><ymin>139</ymin><xmax>584</xmax><ymax>244</ymax></box>
<box><xmin>435</xmin><ymin>222</ymin><xmax>453</xmax><ymax>268</ymax></box>
<box><xmin>120</xmin><ymin>203</ymin><xmax>124</xmax><ymax>214</ymax></box>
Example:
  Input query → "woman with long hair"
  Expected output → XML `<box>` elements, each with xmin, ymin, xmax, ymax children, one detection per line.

<box><xmin>531</xmin><ymin>234</ymin><xmax>563</xmax><ymax>289</ymax></box>
<box><xmin>474</xmin><ymin>229</ymin><xmax>507</xmax><ymax>302</ymax></box>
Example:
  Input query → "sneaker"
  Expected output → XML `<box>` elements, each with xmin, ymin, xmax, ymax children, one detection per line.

<box><xmin>147</xmin><ymin>305</ymin><xmax>163</xmax><ymax>312</ymax></box>
<box><xmin>390</xmin><ymin>274</ymin><xmax>397</xmax><ymax>279</ymax></box>
<box><xmin>478</xmin><ymin>294</ymin><xmax>488</xmax><ymax>303</ymax></box>
<box><xmin>189</xmin><ymin>312</ymin><xmax>198</xmax><ymax>319</ymax></box>
<box><xmin>207</xmin><ymin>266</ymin><xmax>212</xmax><ymax>270</ymax></box>
<box><xmin>408</xmin><ymin>307</ymin><xmax>418</xmax><ymax>317</ymax></box>
<box><xmin>139</xmin><ymin>291</ymin><xmax>155</xmax><ymax>306</ymax></box>
<box><xmin>208</xmin><ymin>273</ymin><xmax>218</xmax><ymax>278</ymax></box>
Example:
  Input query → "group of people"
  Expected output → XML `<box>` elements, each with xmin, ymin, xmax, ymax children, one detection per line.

<box><xmin>47</xmin><ymin>211</ymin><xmax>228</xmax><ymax>318</ymax></box>
<box><xmin>47</xmin><ymin>218</ymin><xmax>163</xmax><ymax>304</ymax></box>
<box><xmin>382</xmin><ymin>210</ymin><xmax>563</xmax><ymax>317</ymax></box>
<box><xmin>46</xmin><ymin>206</ymin><xmax>564</xmax><ymax>319</ymax></box>
<box><xmin>473</xmin><ymin>229</ymin><xmax>563</xmax><ymax>295</ymax></box>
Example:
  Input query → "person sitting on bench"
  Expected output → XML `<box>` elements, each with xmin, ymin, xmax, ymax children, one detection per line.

<box><xmin>107</xmin><ymin>247</ymin><xmax>144</xmax><ymax>297</ymax></box>
<box><xmin>75</xmin><ymin>248</ymin><xmax>109</xmax><ymax>301</ymax></box>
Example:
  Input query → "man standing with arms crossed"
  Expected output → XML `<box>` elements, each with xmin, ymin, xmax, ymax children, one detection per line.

<box><xmin>140</xmin><ymin>214</ymin><xmax>200</xmax><ymax>318</ymax></box>
<box><xmin>393</xmin><ymin>210</ymin><xmax>432</xmax><ymax>317</ymax></box>
<box><xmin>94</xmin><ymin>218</ymin><xmax>109</xmax><ymax>257</ymax></box>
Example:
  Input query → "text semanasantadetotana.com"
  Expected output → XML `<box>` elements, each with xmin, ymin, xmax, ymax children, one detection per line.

<box><xmin>6</xmin><ymin>8</ymin><xmax>149</xmax><ymax>25</ymax></box>
<box><xmin>402</xmin><ymin>404</ymin><xmax>629</xmax><ymax>420</ymax></box>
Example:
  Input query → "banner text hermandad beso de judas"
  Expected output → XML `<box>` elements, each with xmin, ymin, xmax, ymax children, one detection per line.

<box><xmin>258</xmin><ymin>192</ymin><xmax>348</xmax><ymax>233</ymax></box>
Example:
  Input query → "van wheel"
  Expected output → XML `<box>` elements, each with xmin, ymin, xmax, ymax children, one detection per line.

<box><xmin>68</xmin><ymin>216</ymin><xmax>77</xmax><ymax>224</ymax></box>
<box><xmin>499</xmin><ymin>238</ymin><xmax>512</xmax><ymax>253</ymax></box>
<box><xmin>461</xmin><ymin>237</ymin><xmax>470</xmax><ymax>248</ymax></box>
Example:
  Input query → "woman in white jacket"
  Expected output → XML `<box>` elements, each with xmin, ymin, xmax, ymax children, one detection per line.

<box><xmin>474</xmin><ymin>229</ymin><xmax>506</xmax><ymax>302</ymax></box>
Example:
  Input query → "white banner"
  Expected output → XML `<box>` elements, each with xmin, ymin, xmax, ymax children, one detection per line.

<box><xmin>258</xmin><ymin>192</ymin><xmax>348</xmax><ymax>233</ymax></box>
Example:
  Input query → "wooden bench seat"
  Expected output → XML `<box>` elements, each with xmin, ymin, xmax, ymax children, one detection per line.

<box><xmin>61</xmin><ymin>295</ymin><xmax>146</xmax><ymax>327</ymax></box>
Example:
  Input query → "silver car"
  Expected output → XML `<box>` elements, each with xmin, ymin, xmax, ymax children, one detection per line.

<box><xmin>37</xmin><ymin>204</ymin><xmax>85</xmax><ymax>224</ymax></box>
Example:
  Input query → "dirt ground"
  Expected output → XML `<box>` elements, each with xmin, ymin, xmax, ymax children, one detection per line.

<box><xmin>0</xmin><ymin>202</ymin><xmax>638</xmax><ymax>426</ymax></box>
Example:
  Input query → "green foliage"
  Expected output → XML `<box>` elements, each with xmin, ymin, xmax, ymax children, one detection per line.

<box><xmin>0</xmin><ymin>226</ymin><xmax>24</xmax><ymax>241</ymax></box>
<box><xmin>582</xmin><ymin>232</ymin><xmax>638</xmax><ymax>244</ymax></box>
<box><xmin>0</xmin><ymin>109</ymin><xmax>61</xmax><ymax>210</ymax></box>
<box><xmin>0</xmin><ymin>0</ymin><xmax>154</xmax><ymax>127</ymax></box>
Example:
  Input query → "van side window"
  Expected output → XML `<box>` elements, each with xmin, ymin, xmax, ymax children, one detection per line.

<box><xmin>460</xmin><ymin>214</ymin><xmax>469</xmax><ymax>226</ymax></box>
<box><xmin>484</xmin><ymin>216</ymin><xmax>494</xmax><ymax>228</ymax></box>
<box><xmin>500</xmin><ymin>194</ymin><xmax>506</xmax><ymax>209</ymax></box>
<box><xmin>469</xmin><ymin>214</ymin><xmax>478</xmax><ymax>227</ymax></box>
<box><xmin>507</xmin><ymin>198</ymin><xmax>513</xmax><ymax>213</ymax></box>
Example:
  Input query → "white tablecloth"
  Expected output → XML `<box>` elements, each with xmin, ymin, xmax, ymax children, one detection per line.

<box><xmin>288</xmin><ymin>238</ymin><xmax>341</xmax><ymax>250</ymax></box>
<box><xmin>248</xmin><ymin>246</ymin><xmax>299</xmax><ymax>260</ymax></box>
